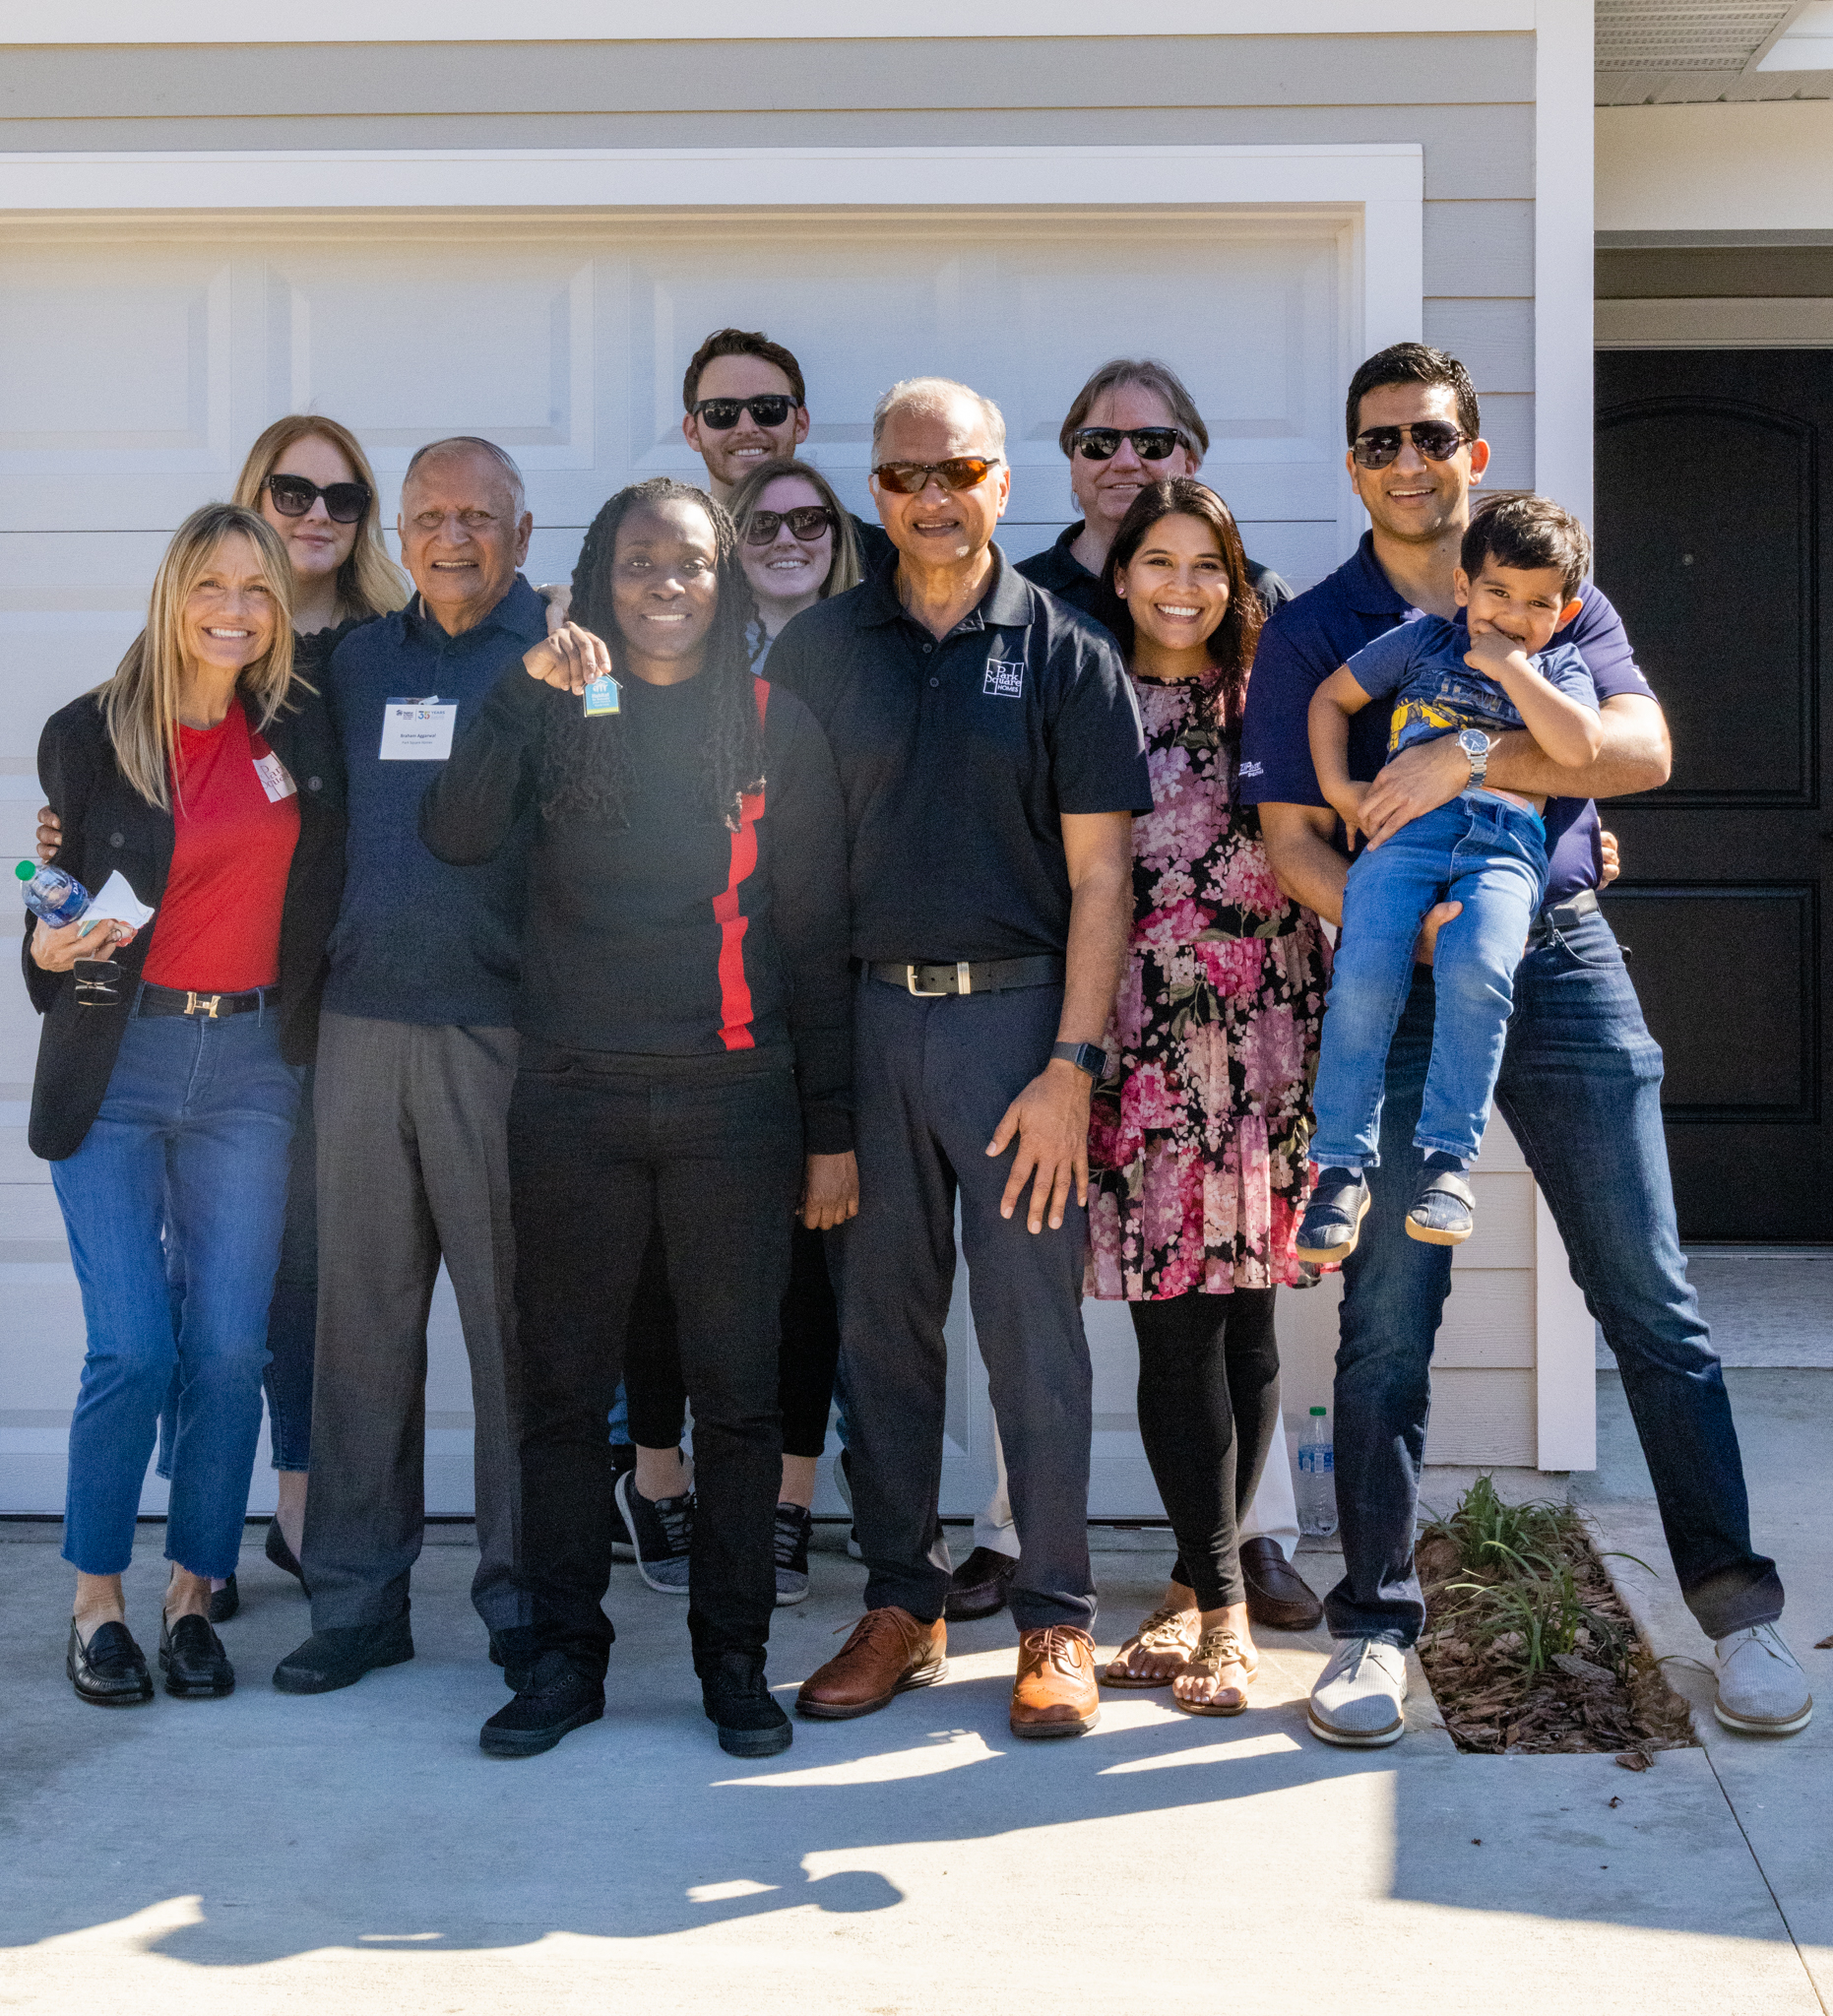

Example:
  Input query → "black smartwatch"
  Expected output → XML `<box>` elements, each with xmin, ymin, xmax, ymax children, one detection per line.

<box><xmin>1051</xmin><ymin>1040</ymin><xmax>1107</xmax><ymax>1078</ymax></box>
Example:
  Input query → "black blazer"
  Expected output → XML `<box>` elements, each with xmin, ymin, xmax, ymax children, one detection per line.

<box><xmin>24</xmin><ymin>685</ymin><xmax>347</xmax><ymax>1162</ymax></box>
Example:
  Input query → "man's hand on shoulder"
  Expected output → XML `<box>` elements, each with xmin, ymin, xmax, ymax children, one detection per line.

<box><xmin>986</xmin><ymin>1058</ymin><xmax>1092</xmax><ymax>1234</ymax></box>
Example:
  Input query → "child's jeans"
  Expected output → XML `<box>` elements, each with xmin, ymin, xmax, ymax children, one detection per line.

<box><xmin>1311</xmin><ymin>791</ymin><xmax>1548</xmax><ymax>1169</ymax></box>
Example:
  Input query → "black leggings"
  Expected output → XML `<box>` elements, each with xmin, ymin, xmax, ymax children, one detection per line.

<box><xmin>1129</xmin><ymin>1286</ymin><xmax>1281</xmax><ymax>1610</ymax></box>
<box><xmin>624</xmin><ymin>1219</ymin><xmax>841</xmax><ymax>1462</ymax></box>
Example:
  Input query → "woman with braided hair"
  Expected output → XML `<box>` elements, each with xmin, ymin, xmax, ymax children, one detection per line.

<box><xmin>420</xmin><ymin>477</ymin><xmax>853</xmax><ymax>1760</ymax></box>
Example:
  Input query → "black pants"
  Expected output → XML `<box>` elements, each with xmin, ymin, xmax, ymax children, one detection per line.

<box><xmin>623</xmin><ymin>1220</ymin><xmax>840</xmax><ymax>1460</ymax></box>
<box><xmin>1130</xmin><ymin>1287</ymin><xmax>1281</xmax><ymax>1610</ymax></box>
<box><xmin>509</xmin><ymin>1041</ymin><xmax>801</xmax><ymax>1677</ymax></box>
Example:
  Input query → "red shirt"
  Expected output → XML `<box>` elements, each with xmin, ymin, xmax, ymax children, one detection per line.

<box><xmin>142</xmin><ymin>705</ymin><xmax>301</xmax><ymax>993</ymax></box>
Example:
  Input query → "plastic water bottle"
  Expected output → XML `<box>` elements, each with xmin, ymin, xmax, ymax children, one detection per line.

<box><xmin>15</xmin><ymin>859</ymin><xmax>90</xmax><ymax>928</ymax></box>
<box><xmin>1296</xmin><ymin>1404</ymin><xmax>1338</xmax><ymax>1539</ymax></box>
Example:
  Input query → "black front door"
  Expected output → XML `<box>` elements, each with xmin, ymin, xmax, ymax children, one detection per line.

<box><xmin>1594</xmin><ymin>349</ymin><xmax>1830</xmax><ymax>1242</ymax></box>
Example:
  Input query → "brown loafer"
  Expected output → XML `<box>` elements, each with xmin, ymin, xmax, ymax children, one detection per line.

<box><xmin>1240</xmin><ymin>1537</ymin><xmax>1324</xmax><ymax>1631</ymax></box>
<box><xmin>1010</xmin><ymin>1626</ymin><xmax>1101</xmax><ymax>1738</ymax></box>
<box><xmin>795</xmin><ymin>1606</ymin><xmax>947</xmax><ymax>1720</ymax></box>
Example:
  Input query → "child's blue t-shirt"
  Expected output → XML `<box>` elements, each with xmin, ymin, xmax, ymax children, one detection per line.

<box><xmin>1343</xmin><ymin>612</ymin><xmax>1599</xmax><ymax>758</ymax></box>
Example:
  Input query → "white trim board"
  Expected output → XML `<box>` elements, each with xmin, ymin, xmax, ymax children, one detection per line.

<box><xmin>1534</xmin><ymin>0</ymin><xmax>1595</xmax><ymax>522</ymax></box>
<box><xmin>0</xmin><ymin>1</ymin><xmax>1536</xmax><ymax>41</ymax></box>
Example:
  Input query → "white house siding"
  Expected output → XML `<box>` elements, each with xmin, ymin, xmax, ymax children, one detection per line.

<box><xmin>0</xmin><ymin>25</ymin><xmax>1591</xmax><ymax>1514</ymax></box>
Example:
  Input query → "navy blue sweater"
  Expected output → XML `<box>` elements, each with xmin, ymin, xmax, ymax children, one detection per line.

<box><xmin>322</xmin><ymin>578</ymin><xmax>547</xmax><ymax>1027</ymax></box>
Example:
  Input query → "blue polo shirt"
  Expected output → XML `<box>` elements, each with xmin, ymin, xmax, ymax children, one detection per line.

<box><xmin>1239</xmin><ymin>533</ymin><xmax>1656</xmax><ymax>908</ymax></box>
<box><xmin>767</xmin><ymin>544</ymin><xmax>1153</xmax><ymax>964</ymax></box>
<box><xmin>322</xmin><ymin>575</ymin><xmax>548</xmax><ymax>1027</ymax></box>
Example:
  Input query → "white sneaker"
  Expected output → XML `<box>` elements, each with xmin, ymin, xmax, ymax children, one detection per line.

<box><xmin>1308</xmin><ymin>1636</ymin><xmax>1409</xmax><ymax>1747</ymax></box>
<box><xmin>1713</xmin><ymin>1623</ymin><xmax>1813</xmax><ymax>1735</ymax></box>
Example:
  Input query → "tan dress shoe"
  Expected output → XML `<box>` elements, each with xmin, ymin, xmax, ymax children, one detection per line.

<box><xmin>1010</xmin><ymin>1625</ymin><xmax>1101</xmax><ymax>1738</ymax></box>
<box><xmin>795</xmin><ymin>1606</ymin><xmax>947</xmax><ymax>1720</ymax></box>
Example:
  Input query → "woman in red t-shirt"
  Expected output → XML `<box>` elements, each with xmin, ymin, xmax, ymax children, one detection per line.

<box><xmin>27</xmin><ymin>501</ymin><xmax>346</xmax><ymax>1708</ymax></box>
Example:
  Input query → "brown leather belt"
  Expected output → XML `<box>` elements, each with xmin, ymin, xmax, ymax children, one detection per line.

<box><xmin>868</xmin><ymin>956</ymin><xmax>1064</xmax><ymax>997</ymax></box>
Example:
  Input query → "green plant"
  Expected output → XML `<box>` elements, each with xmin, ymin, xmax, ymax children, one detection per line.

<box><xmin>1421</xmin><ymin>1473</ymin><xmax>1576</xmax><ymax>1581</ymax></box>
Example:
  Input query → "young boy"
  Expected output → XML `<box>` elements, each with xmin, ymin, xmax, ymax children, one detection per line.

<box><xmin>1296</xmin><ymin>493</ymin><xmax>1605</xmax><ymax>1258</ymax></box>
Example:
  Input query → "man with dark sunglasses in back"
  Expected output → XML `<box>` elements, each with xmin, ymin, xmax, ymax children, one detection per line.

<box><xmin>767</xmin><ymin>376</ymin><xmax>1152</xmax><ymax>1742</ymax></box>
<box><xmin>1018</xmin><ymin>357</ymin><xmax>1291</xmax><ymax>622</ymax></box>
<box><xmin>681</xmin><ymin>327</ymin><xmax>891</xmax><ymax>570</ymax></box>
<box><xmin>1242</xmin><ymin>342</ymin><xmax>1808</xmax><ymax>1748</ymax></box>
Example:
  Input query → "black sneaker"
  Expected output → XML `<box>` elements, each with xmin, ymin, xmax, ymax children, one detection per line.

<box><xmin>488</xmin><ymin>1624</ymin><xmax>540</xmax><ymax>1692</ymax></box>
<box><xmin>67</xmin><ymin>1618</ymin><xmax>154</xmax><ymax>1707</ymax></box>
<box><xmin>608</xmin><ymin>1442</ymin><xmax>637</xmax><ymax>1561</ymax></box>
<box><xmin>272</xmin><ymin>1613</ymin><xmax>414</xmax><ymax>1695</ymax></box>
<box><xmin>702</xmin><ymin>1651</ymin><xmax>792</xmax><ymax>1757</ymax></box>
<box><xmin>774</xmin><ymin>1502</ymin><xmax>814</xmax><ymax>1606</ymax></box>
<box><xmin>1295</xmin><ymin>1167</ymin><xmax>1370</xmax><ymax>1265</ymax></box>
<box><xmin>479</xmin><ymin>1650</ymin><xmax>604</xmax><ymax>1758</ymax></box>
<box><xmin>615</xmin><ymin>1471</ymin><xmax>692</xmax><ymax>1594</ymax></box>
<box><xmin>832</xmin><ymin>1448</ymin><xmax>863</xmax><ymax>1561</ymax></box>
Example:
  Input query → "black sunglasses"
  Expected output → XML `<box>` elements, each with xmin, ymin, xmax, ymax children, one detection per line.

<box><xmin>691</xmin><ymin>396</ymin><xmax>800</xmax><ymax>431</ymax></box>
<box><xmin>266</xmin><ymin>472</ymin><xmax>372</xmax><ymax>524</ymax></box>
<box><xmin>744</xmin><ymin>505</ymin><xmax>837</xmax><ymax>546</ymax></box>
<box><xmin>871</xmin><ymin>457</ymin><xmax>1002</xmax><ymax>495</ymax></box>
<box><xmin>1351</xmin><ymin>421</ymin><xmax>1470</xmax><ymax>469</ymax></box>
<box><xmin>1071</xmin><ymin>426</ymin><xmax>1189</xmax><ymax>463</ymax></box>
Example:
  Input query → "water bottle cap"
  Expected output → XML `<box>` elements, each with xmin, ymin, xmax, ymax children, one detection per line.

<box><xmin>1309</xmin><ymin>1405</ymin><xmax>1327</xmax><ymax>1416</ymax></box>
<box><xmin>14</xmin><ymin>860</ymin><xmax>32</xmax><ymax>881</ymax></box>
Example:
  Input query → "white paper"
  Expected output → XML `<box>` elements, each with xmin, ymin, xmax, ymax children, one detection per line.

<box><xmin>379</xmin><ymin>697</ymin><xmax>458</xmax><ymax>761</ymax></box>
<box><xmin>80</xmin><ymin>869</ymin><xmax>156</xmax><ymax>934</ymax></box>
<box><xmin>253</xmin><ymin>749</ymin><xmax>297</xmax><ymax>802</ymax></box>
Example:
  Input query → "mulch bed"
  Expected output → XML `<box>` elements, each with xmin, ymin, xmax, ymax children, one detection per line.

<box><xmin>1414</xmin><ymin>1481</ymin><xmax>1698</xmax><ymax>1764</ymax></box>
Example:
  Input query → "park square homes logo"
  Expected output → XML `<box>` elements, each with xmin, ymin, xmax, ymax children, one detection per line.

<box><xmin>982</xmin><ymin>659</ymin><xmax>1025</xmax><ymax>698</ymax></box>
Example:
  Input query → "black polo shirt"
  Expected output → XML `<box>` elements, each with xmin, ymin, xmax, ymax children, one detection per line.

<box><xmin>1016</xmin><ymin>521</ymin><xmax>1294</xmax><ymax>622</ymax></box>
<box><xmin>849</xmin><ymin>511</ymin><xmax>895</xmax><ymax>575</ymax></box>
<box><xmin>767</xmin><ymin>545</ymin><xmax>1153</xmax><ymax>965</ymax></box>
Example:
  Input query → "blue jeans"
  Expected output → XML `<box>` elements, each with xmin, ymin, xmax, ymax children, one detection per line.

<box><xmin>54</xmin><ymin>1001</ymin><xmax>301</xmax><ymax>1580</ymax></box>
<box><xmin>1312</xmin><ymin>793</ymin><xmax>1546</xmax><ymax>1168</ymax></box>
<box><xmin>1328</xmin><ymin>908</ymin><xmax>1782</xmax><ymax>1646</ymax></box>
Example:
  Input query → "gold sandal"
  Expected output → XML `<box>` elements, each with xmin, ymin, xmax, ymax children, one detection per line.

<box><xmin>1103</xmin><ymin>1602</ymin><xmax>1201</xmax><ymax>1688</ymax></box>
<box><xmin>1173</xmin><ymin>1625</ymin><xmax>1258</xmax><ymax>1716</ymax></box>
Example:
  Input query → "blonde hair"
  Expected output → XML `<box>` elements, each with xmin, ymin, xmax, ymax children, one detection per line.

<box><xmin>725</xmin><ymin>456</ymin><xmax>863</xmax><ymax>600</ymax></box>
<box><xmin>103</xmin><ymin>504</ymin><xmax>297</xmax><ymax>811</ymax></box>
<box><xmin>232</xmin><ymin>413</ymin><xmax>410</xmax><ymax>623</ymax></box>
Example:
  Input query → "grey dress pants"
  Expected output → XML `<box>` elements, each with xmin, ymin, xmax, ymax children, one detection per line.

<box><xmin>301</xmin><ymin>1013</ymin><xmax>531</xmax><ymax>1636</ymax></box>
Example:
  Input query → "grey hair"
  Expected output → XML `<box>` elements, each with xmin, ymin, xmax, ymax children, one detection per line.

<box><xmin>870</xmin><ymin>377</ymin><xmax>1007</xmax><ymax>461</ymax></box>
<box><xmin>403</xmin><ymin>434</ymin><xmax>527</xmax><ymax>517</ymax></box>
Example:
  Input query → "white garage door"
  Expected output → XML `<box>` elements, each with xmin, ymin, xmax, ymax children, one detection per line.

<box><xmin>0</xmin><ymin>209</ymin><xmax>1359</xmax><ymax>1517</ymax></box>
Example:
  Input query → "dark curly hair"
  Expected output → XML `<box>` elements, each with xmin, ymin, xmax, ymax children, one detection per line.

<box><xmin>1091</xmin><ymin>477</ymin><xmax>1263</xmax><ymax>738</ymax></box>
<box><xmin>539</xmin><ymin>478</ymin><xmax>764</xmax><ymax>831</ymax></box>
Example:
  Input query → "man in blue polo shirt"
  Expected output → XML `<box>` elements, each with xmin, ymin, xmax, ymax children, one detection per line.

<box><xmin>1242</xmin><ymin>344</ymin><xmax>1808</xmax><ymax>1744</ymax></box>
<box><xmin>274</xmin><ymin>435</ymin><xmax>549</xmax><ymax>1699</ymax></box>
<box><xmin>769</xmin><ymin>375</ymin><xmax>1152</xmax><ymax>1740</ymax></box>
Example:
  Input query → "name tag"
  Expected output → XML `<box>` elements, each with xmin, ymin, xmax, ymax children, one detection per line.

<box><xmin>252</xmin><ymin>749</ymin><xmax>297</xmax><ymax>803</ymax></box>
<box><xmin>583</xmin><ymin>673</ymin><xmax>621</xmax><ymax>718</ymax></box>
<box><xmin>379</xmin><ymin>697</ymin><xmax>458</xmax><ymax>761</ymax></box>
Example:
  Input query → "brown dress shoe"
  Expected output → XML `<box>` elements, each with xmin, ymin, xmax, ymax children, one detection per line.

<box><xmin>1240</xmin><ymin>1536</ymin><xmax>1324</xmax><ymax>1631</ymax></box>
<box><xmin>795</xmin><ymin>1607</ymin><xmax>947</xmax><ymax>1720</ymax></box>
<box><xmin>1010</xmin><ymin>1626</ymin><xmax>1101</xmax><ymax>1738</ymax></box>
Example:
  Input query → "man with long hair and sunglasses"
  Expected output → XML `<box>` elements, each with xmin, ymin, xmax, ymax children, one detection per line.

<box><xmin>768</xmin><ymin>376</ymin><xmax>1153</xmax><ymax>1741</ymax></box>
<box><xmin>680</xmin><ymin>327</ymin><xmax>891</xmax><ymax>570</ymax></box>
<box><xmin>1242</xmin><ymin>343</ymin><xmax>1808</xmax><ymax>1747</ymax></box>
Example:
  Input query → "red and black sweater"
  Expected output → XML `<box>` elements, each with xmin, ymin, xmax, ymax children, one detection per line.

<box><xmin>418</xmin><ymin>662</ymin><xmax>852</xmax><ymax>1154</ymax></box>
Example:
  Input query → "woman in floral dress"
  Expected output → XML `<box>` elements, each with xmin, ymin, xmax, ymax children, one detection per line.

<box><xmin>1086</xmin><ymin>476</ymin><xmax>1330</xmax><ymax>1715</ymax></box>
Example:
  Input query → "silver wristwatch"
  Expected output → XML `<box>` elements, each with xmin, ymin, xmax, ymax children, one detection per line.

<box><xmin>1457</xmin><ymin>727</ymin><xmax>1490</xmax><ymax>788</ymax></box>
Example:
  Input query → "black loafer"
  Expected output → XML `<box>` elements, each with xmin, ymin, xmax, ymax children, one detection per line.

<box><xmin>1296</xmin><ymin>1168</ymin><xmax>1370</xmax><ymax>1265</ymax></box>
<box><xmin>480</xmin><ymin>1651</ymin><xmax>604</xmax><ymax>1758</ymax></box>
<box><xmin>67</xmin><ymin>1618</ymin><xmax>154</xmax><ymax>1707</ymax></box>
<box><xmin>265</xmin><ymin>1518</ymin><xmax>307</xmax><ymax>1588</ymax></box>
<box><xmin>1239</xmin><ymin>1537</ymin><xmax>1324</xmax><ymax>1631</ymax></box>
<box><xmin>272</xmin><ymin>1613</ymin><xmax>413</xmax><ymax>1695</ymax></box>
<box><xmin>945</xmin><ymin>1545</ymin><xmax>1021</xmax><ymax>1622</ymax></box>
<box><xmin>702</xmin><ymin>1651</ymin><xmax>792</xmax><ymax>1758</ymax></box>
<box><xmin>159</xmin><ymin>1611</ymin><xmax>235</xmax><ymax>1698</ymax></box>
<box><xmin>208</xmin><ymin>1575</ymin><xmax>240</xmax><ymax>1624</ymax></box>
<box><xmin>1407</xmin><ymin>1166</ymin><xmax>1475</xmax><ymax>1245</ymax></box>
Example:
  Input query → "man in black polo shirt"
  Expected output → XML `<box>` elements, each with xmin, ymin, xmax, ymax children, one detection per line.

<box><xmin>680</xmin><ymin>326</ymin><xmax>892</xmax><ymax>571</ymax></box>
<box><xmin>769</xmin><ymin>375</ymin><xmax>1151</xmax><ymax>1739</ymax></box>
<box><xmin>1017</xmin><ymin>356</ymin><xmax>1291</xmax><ymax>621</ymax></box>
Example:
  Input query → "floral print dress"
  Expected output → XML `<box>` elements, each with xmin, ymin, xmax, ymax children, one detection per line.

<box><xmin>1086</xmin><ymin>669</ymin><xmax>1330</xmax><ymax>1300</ymax></box>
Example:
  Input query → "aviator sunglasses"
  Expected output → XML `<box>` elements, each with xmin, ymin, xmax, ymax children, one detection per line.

<box><xmin>1070</xmin><ymin>426</ymin><xmax>1191</xmax><ymax>463</ymax></box>
<box><xmin>1351</xmin><ymin>421</ymin><xmax>1471</xmax><ymax>469</ymax></box>
<box><xmin>870</xmin><ymin>457</ymin><xmax>1002</xmax><ymax>494</ymax></box>
<box><xmin>691</xmin><ymin>395</ymin><xmax>800</xmax><ymax>430</ymax></box>
<box><xmin>265</xmin><ymin>472</ymin><xmax>372</xmax><ymax>524</ymax></box>
<box><xmin>744</xmin><ymin>504</ymin><xmax>837</xmax><ymax>545</ymax></box>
